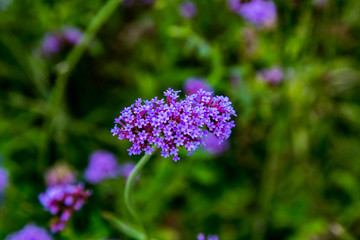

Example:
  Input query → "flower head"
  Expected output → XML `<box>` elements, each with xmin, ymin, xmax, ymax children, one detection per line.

<box><xmin>183</xmin><ymin>77</ymin><xmax>212</xmax><ymax>95</ymax></box>
<box><xmin>197</xmin><ymin>233</ymin><xmax>219</xmax><ymax>240</ymax></box>
<box><xmin>84</xmin><ymin>150</ymin><xmax>120</xmax><ymax>184</ymax></box>
<box><xmin>257</xmin><ymin>67</ymin><xmax>284</xmax><ymax>85</ymax></box>
<box><xmin>45</xmin><ymin>163</ymin><xmax>76</xmax><ymax>187</ymax></box>
<box><xmin>5</xmin><ymin>224</ymin><xmax>53</xmax><ymax>240</ymax></box>
<box><xmin>179</xmin><ymin>1</ymin><xmax>197</xmax><ymax>19</ymax></box>
<box><xmin>111</xmin><ymin>88</ymin><xmax>236</xmax><ymax>162</ymax></box>
<box><xmin>41</xmin><ymin>26</ymin><xmax>83</xmax><ymax>57</ymax></box>
<box><xmin>0</xmin><ymin>167</ymin><xmax>9</xmax><ymax>193</ymax></box>
<box><xmin>62</xmin><ymin>27</ymin><xmax>83</xmax><ymax>45</ymax></box>
<box><xmin>38</xmin><ymin>183</ymin><xmax>91</xmax><ymax>233</ymax></box>
<box><xmin>237</xmin><ymin>0</ymin><xmax>277</xmax><ymax>28</ymax></box>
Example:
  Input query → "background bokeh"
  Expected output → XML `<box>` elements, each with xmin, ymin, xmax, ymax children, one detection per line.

<box><xmin>1</xmin><ymin>0</ymin><xmax>360</xmax><ymax>239</ymax></box>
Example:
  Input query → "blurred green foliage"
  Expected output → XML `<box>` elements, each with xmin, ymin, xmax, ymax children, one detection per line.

<box><xmin>1</xmin><ymin>0</ymin><xmax>360</xmax><ymax>239</ymax></box>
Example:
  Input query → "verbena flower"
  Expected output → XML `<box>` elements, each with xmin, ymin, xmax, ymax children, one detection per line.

<box><xmin>45</xmin><ymin>163</ymin><xmax>76</xmax><ymax>187</ymax></box>
<box><xmin>0</xmin><ymin>167</ymin><xmax>8</xmax><ymax>193</ymax></box>
<box><xmin>197</xmin><ymin>233</ymin><xmax>219</xmax><ymax>240</ymax></box>
<box><xmin>203</xmin><ymin>132</ymin><xmax>229</xmax><ymax>155</ymax></box>
<box><xmin>183</xmin><ymin>77</ymin><xmax>212</xmax><ymax>95</ymax></box>
<box><xmin>120</xmin><ymin>162</ymin><xmax>136</xmax><ymax>179</ymax></box>
<box><xmin>257</xmin><ymin>67</ymin><xmax>284</xmax><ymax>85</ymax></box>
<box><xmin>62</xmin><ymin>27</ymin><xmax>83</xmax><ymax>45</ymax></box>
<box><xmin>111</xmin><ymin>88</ymin><xmax>236</xmax><ymax>162</ymax></box>
<box><xmin>41</xmin><ymin>26</ymin><xmax>83</xmax><ymax>57</ymax></box>
<box><xmin>84</xmin><ymin>150</ymin><xmax>120</xmax><ymax>184</ymax></box>
<box><xmin>227</xmin><ymin>0</ymin><xmax>241</xmax><ymax>12</ymax></box>
<box><xmin>237</xmin><ymin>0</ymin><xmax>277</xmax><ymax>28</ymax></box>
<box><xmin>313</xmin><ymin>0</ymin><xmax>327</xmax><ymax>7</ymax></box>
<box><xmin>179</xmin><ymin>1</ymin><xmax>197</xmax><ymax>19</ymax></box>
<box><xmin>5</xmin><ymin>224</ymin><xmax>53</xmax><ymax>240</ymax></box>
<box><xmin>38</xmin><ymin>184</ymin><xmax>91</xmax><ymax>233</ymax></box>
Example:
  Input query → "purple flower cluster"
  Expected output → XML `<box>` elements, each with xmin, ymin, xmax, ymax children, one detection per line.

<box><xmin>5</xmin><ymin>224</ymin><xmax>53</xmax><ymax>240</ymax></box>
<box><xmin>183</xmin><ymin>77</ymin><xmax>212</xmax><ymax>95</ymax></box>
<box><xmin>179</xmin><ymin>1</ymin><xmax>197</xmax><ymax>19</ymax></box>
<box><xmin>197</xmin><ymin>233</ymin><xmax>219</xmax><ymax>240</ymax></box>
<box><xmin>38</xmin><ymin>184</ymin><xmax>91</xmax><ymax>233</ymax></box>
<box><xmin>45</xmin><ymin>163</ymin><xmax>76</xmax><ymax>187</ymax></box>
<box><xmin>41</xmin><ymin>26</ymin><xmax>82</xmax><ymax>57</ymax></box>
<box><xmin>111</xmin><ymin>88</ymin><xmax>236</xmax><ymax>162</ymax></box>
<box><xmin>236</xmin><ymin>0</ymin><xmax>277</xmax><ymax>28</ymax></box>
<box><xmin>84</xmin><ymin>150</ymin><xmax>120</xmax><ymax>184</ymax></box>
<box><xmin>257</xmin><ymin>67</ymin><xmax>284</xmax><ymax>85</ymax></box>
<box><xmin>0</xmin><ymin>167</ymin><xmax>9</xmax><ymax>193</ymax></box>
<box><xmin>203</xmin><ymin>132</ymin><xmax>229</xmax><ymax>155</ymax></box>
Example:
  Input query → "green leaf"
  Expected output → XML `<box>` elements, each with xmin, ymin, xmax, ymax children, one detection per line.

<box><xmin>102</xmin><ymin>212</ymin><xmax>146</xmax><ymax>240</ymax></box>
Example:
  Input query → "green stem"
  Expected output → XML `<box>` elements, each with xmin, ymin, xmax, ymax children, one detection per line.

<box><xmin>124</xmin><ymin>153</ymin><xmax>154</xmax><ymax>240</ymax></box>
<box><xmin>38</xmin><ymin>0</ymin><xmax>123</xmax><ymax>170</ymax></box>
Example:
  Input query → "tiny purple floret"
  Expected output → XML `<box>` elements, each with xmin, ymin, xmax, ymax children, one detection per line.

<box><xmin>237</xmin><ymin>0</ymin><xmax>277</xmax><ymax>28</ymax></box>
<box><xmin>257</xmin><ymin>66</ymin><xmax>284</xmax><ymax>85</ymax></box>
<box><xmin>0</xmin><ymin>167</ymin><xmax>8</xmax><ymax>193</ymax></box>
<box><xmin>84</xmin><ymin>150</ymin><xmax>120</xmax><ymax>184</ymax></box>
<box><xmin>179</xmin><ymin>1</ymin><xmax>197</xmax><ymax>19</ymax></box>
<box><xmin>183</xmin><ymin>77</ymin><xmax>212</xmax><ymax>95</ymax></box>
<box><xmin>197</xmin><ymin>233</ymin><xmax>219</xmax><ymax>240</ymax></box>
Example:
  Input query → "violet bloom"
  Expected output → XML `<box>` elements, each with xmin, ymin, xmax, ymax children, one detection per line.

<box><xmin>45</xmin><ymin>163</ymin><xmax>76</xmax><ymax>187</ymax></box>
<box><xmin>257</xmin><ymin>67</ymin><xmax>284</xmax><ymax>85</ymax></box>
<box><xmin>179</xmin><ymin>1</ymin><xmax>197</xmax><ymax>19</ymax></box>
<box><xmin>84</xmin><ymin>150</ymin><xmax>120</xmax><ymax>184</ymax></box>
<box><xmin>42</xmin><ymin>33</ymin><xmax>61</xmax><ymax>57</ymax></box>
<box><xmin>237</xmin><ymin>0</ymin><xmax>277</xmax><ymax>28</ymax></box>
<box><xmin>197</xmin><ymin>233</ymin><xmax>219</xmax><ymax>240</ymax></box>
<box><xmin>5</xmin><ymin>224</ymin><xmax>53</xmax><ymax>240</ymax></box>
<box><xmin>227</xmin><ymin>0</ymin><xmax>241</xmax><ymax>12</ymax></box>
<box><xmin>111</xmin><ymin>88</ymin><xmax>236</xmax><ymax>162</ymax></box>
<box><xmin>183</xmin><ymin>77</ymin><xmax>212</xmax><ymax>96</ymax></box>
<box><xmin>203</xmin><ymin>132</ymin><xmax>229</xmax><ymax>155</ymax></box>
<box><xmin>38</xmin><ymin>184</ymin><xmax>91</xmax><ymax>233</ymax></box>
<box><xmin>63</xmin><ymin>27</ymin><xmax>82</xmax><ymax>45</ymax></box>
<box><xmin>0</xmin><ymin>167</ymin><xmax>8</xmax><ymax>193</ymax></box>
<box><xmin>120</xmin><ymin>162</ymin><xmax>136</xmax><ymax>179</ymax></box>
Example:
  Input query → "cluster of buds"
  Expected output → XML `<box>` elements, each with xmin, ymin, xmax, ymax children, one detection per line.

<box><xmin>38</xmin><ymin>184</ymin><xmax>91</xmax><ymax>233</ymax></box>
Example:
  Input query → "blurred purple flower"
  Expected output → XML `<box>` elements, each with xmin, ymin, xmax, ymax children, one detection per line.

<box><xmin>120</xmin><ymin>162</ymin><xmax>136</xmax><ymax>179</ymax></box>
<box><xmin>197</xmin><ymin>233</ymin><xmax>219</xmax><ymax>240</ymax></box>
<box><xmin>111</xmin><ymin>89</ymin><xmax>236</xmax><ymax>162</ymax></box>
<box><xmin>45</xmin><ymin>163</ymin><xmax>76</xmax><ymax>187</ymax></box>
<box><xmin>237</xmin><ymin>0</ymin><xmax>277</xmax><ymax>28</ymax></box>
<box><xmin>227</xmin><ymin>0</ymin><xmax>241</xmax><ymax>12</ymax></box>
<box><xmin>63</xmin><ymin>27</ymin><xmax>82</xmax><ymax>45</ymax></box>
<box><xmin>203</xmin><ymin>132</ymin><xmax>229</xmax><ymax>155</ymax></box>
<box><xmin>41</xmin><ymin>26</ymin><xmax>83</xmax><ymax>57</ymax></box>
<box><xmin>38</xmin><ymin>183</ymin><xmax>91</xmax><ymax>233</ymax></box>
<box><xmin>179</xmin><ymin>1</ymin><xmax>197</xmax><ymax>19</ymax></box>
<box><xmin>0</xmin><ymin>167</ymin><xmax>8</xmax><ymax>193</ymax></box>
<box><xmin>257</xmin><ymin>67</ymin><xmax>284</xmax><ymax>85</ymax></box>
<box><xmin>42</xmin><ymin>33</ymin><xmax>61</xmax><ymax>57</ymax></box>
<box><xmin>5</xmin><ymin>224</ymin><xmax>53</xmax><ymax>240</ymax></box>
<box><xmin>183</xmin><ymin>77</ymin><xmax>212</xmax><ymax>95</ymax></box>
<box><xmin>84</xmin><ymin>150</ymin><xmax>120</xmax><ymax>184</ymax></box>
<box><xmin>313</xmin><ymin>0</ymin><xmax>327</xmax><ymax>7</ymax></box>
